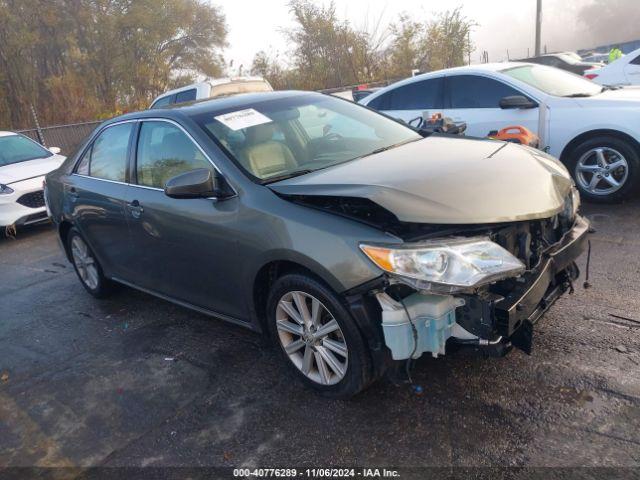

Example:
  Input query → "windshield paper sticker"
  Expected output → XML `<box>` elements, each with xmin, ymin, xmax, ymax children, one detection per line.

<box><xmin>214</xmin><ymin>109</ymin><xmax>272</xmax><ymax>131</ymax></box>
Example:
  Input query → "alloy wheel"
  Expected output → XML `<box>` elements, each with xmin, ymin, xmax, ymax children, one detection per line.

<box><xmin>71</xmin><ymin>235</ymin><xmax>99</xmax><ymax>290</ymax></box>
<box><xmin>275</xmin><ymin>291</ymin><xmax>348</xmax><ymax>385</ymax></box>
<box><xmin>575</xmin><ymin>147</ymin><xmax>629</xmax><ymax>196</ymax></box>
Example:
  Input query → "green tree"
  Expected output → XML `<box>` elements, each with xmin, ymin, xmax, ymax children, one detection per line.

<box><xmin>284</xmin><ymin>0</ymin><xmax>379</xmax><ymax>90</ymax></box>
<box><xmin>0</xmin><ymin>0</ymin><xmax>227</xmax><ymax>128</ymax></box>
<box><xmin>385</xmin><ymin>8</ymin><xmax>475</xmax><ymax>78</ymax></box>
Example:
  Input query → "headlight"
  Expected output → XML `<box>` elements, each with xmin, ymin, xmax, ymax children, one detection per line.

<box><xmin>360</xmin><ymin>237</ymin><xmax>525</xmax><ymax>293</ymax></box>
<box><xmin>0</xmin><ymin>184</ymin><xmax>14</xmax><ymax>195</ymax></box>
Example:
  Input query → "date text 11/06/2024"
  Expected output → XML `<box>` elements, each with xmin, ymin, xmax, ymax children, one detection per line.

<box><xmin>233</xmin><ymin>468</ymin><xmax>400</xmax><ymax>478</ymax></box>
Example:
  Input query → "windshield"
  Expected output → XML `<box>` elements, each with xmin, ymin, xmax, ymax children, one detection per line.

<box><xmin>0</xmin><ymin>134</ymin><xmax>52</xmax><ymax>166</ymax></box>
<box><xmin>502</xmin><ymin>64</ymin><xmax>602</xmax><ymax>97</ymax></box>
<box><xmin>194</xmin><ymin>93</ymin><xmax>421</xmax><ymax>182</ymax></box>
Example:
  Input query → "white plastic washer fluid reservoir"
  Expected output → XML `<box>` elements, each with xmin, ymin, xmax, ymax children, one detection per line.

<box><xmin>376</xmin><ymin>292</ymin><xmax>465</xmax><ymax>360</ymax></box>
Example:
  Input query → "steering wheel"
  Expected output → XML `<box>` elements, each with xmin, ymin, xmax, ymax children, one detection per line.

<box><xmin>323</xmin><ymin>132</ymin><xmax>343</xmax><ymax>142</ymax></box>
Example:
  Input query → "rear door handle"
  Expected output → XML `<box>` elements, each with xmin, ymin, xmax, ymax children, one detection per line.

<box><xmin>127</xmin><ymin>199</ymin><xmax>144</xmax><ymax>218</ymax></box>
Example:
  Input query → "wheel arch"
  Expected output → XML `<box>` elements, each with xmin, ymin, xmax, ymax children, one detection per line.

<box><xmin>560</xmin><ymin>129</ymin><xmax>640</xmax><ymax>164</ymax></box>
<box><xmin>251</xmin><ymin>258</ymin><xmax>342</xmax><ymax>334</ymax></box>
<box><xmin>58</xmin><ymin>220</ymin><xmax>74</xmax><ymax>261</ymax></box>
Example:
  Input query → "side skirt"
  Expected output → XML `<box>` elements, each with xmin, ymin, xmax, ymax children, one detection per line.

<box><xmin>110</xmin><ymin>276</ymin><xmax>256</xmax><ymax>331</ymax></box>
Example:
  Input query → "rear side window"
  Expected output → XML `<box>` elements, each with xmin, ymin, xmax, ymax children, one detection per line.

<box><xmin>631</xmin><ymin>54</ymin><xmax>640</xmax><ymax>65</ymax></box>
<box><xmin>135</xmin><ymin>121</ymin><xmax>210</xmax><ymax>189</ymax></box>
<box><xmin>150</xmin><ymin>95</ymin><xmax>174</xmax><ymax>109</ymax></box>
<box><xmin>448</xmin><ymin>75</ymin><xmax>522</xmax><ymax>108</ymax></box>
<box><xmin>175</xmin><ymin>88</ymin><xmax>197</xmax><ymax>104</ymax></box>
<box><xmin>368</xmin><ymin>78</ymin><xmax>444</xmax><ymax>111</ymax></box>
<box><xmin>83</xmin><ymin>123</ymin><xmax>133</xmax><ymax>182</ymax></box>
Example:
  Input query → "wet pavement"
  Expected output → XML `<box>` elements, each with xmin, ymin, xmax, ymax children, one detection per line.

<box><xmin>0</xmin><ymin>200</ymin><xmax>639</xmax><ymax>472</ymax></box>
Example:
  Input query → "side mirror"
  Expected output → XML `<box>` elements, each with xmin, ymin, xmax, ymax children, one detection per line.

<box><xmin>499</xmin><ymin>95</ymin><xmax>537</xmax><ymax>109</ymax></box>
<box><xmin>164</xmin><ymin>168</ymin><xmax>226</xmax><ymax>199</ymax></box>
<box><xmin>49</xmin><ymin>147</ymin><xmax>61</xmax><ymax>154</ymax></box>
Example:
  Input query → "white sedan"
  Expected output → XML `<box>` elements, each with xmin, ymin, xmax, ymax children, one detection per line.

<box><xmin>360</xmin><ymin>62</ymin><xmax>640</xmax><ymax>202</ymax></box>
<box><xmin>585</xmin><ymin>47</ymin><xmax>640</xmax><ymax>86</ymax></box>
<box><xmin>0</xmin><ymin>131</ymin><xmax>65</xmax><ymax>232</ymax></box>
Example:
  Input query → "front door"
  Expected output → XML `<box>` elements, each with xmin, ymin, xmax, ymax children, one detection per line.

<box><xmin>124</xmin><ymin>120</ymin><xmax>243</xmax><ymax>319</ymax></box>
<box><xmin>442</xmin><ymin>74</ymin><xmax>539</xmax><ymax>138</ymax></box>
<box><xmin>69</xmin><ymin>122</ymin><xmax>136</xmax><ymax>279</ymax></box>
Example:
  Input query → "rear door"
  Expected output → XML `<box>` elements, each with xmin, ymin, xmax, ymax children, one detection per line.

<box><xmin>69</xmin><ymin>122</ymin><xmax>136</xmax><ymax>279</ymax></box>
<box><xmin>366</xmin><ymin>77</ymin><xmax>445</xmax><ymax>124</ymax></box>
<box><xmin>442</xmin><ymin>74</ymin><xmax>539</xmax><ymax>138</ymax></box>
<box><xmin>623</xmin><ymin>53</ymin><xmax>640</xmax><ymax>84</ymax></box>
<box><xmin>124</xmin><ymin>119</ymin><xmax>243</xmax><ymax>318</ymax></box>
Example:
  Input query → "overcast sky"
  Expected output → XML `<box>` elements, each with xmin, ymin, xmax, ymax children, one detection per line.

<box><xmin>214</xmin><ymin>0</ymin><xmax>640</xmax><ymax>73</ymax></box>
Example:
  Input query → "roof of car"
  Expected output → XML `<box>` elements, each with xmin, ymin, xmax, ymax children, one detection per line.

<box><xmin>360</xmin><ymin>63</ymin><xmax>530</xmax><ymax>103</ymax></box>
<box><xmin>103</xmin><ymin>90</ymin><xmax>318</xmax><ymax>126</ymax></box>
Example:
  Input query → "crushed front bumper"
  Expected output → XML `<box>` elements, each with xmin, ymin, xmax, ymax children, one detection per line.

<box><xmin>348</xmin><ymin>215</ymin><xmax>590</xmax><ymax>366</ymax></box>
<box><xmin>494</xmin><ymin>214</ymin><xmax>589</xmax><ymax>337</ymax></box>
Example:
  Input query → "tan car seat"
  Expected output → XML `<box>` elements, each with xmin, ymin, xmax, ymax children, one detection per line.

<box><xmin>240</xmin><ymin>123</ymin><xmax>297</xmax><ymax>178</ymax></box>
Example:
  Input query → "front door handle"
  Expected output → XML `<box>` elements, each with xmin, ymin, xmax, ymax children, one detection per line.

<box><xmin>127</xmin><ymin>199</ymin><xmax>144</xmax><ymax>218</ymax></box>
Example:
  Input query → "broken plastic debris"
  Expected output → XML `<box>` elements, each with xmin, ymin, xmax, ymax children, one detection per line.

<box><xmin>164</xmin><ymin>357</ymin><xmax>175</xmax><ymax>361</ymax></box>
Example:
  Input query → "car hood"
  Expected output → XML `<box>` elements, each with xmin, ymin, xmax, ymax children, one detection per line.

<box><xmin>0</xmin><ymin>154</ymin><xmax>66</xmax><ymax>184</ymax></box>
<box><xmin>269</xmin><ymin>136</ymin><xmax>573</xmax><ymax>224</ymax></box>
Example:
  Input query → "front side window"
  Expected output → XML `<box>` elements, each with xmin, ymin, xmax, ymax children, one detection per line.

<box><xmin>631</xmin><ymin>54</ymin><xmax>640</xmax><ymax>66</ymax></box>
<box><xmin>384</xmin><ymin>78</ymin><xmax>444</xmax><ymax>111</ymax></box>
<box><xmin>86</xmin><ymin>123</ymin><xmax>133</xmax><ymax>182</ymax></box>
<box><xmin>151</xmin><ymin>95</ymin><xmax>174</xmax><ymax>109</ymax></box>
<box><xmin>136</xmin><ymin>121</ymin><xmax>211</xmax><ymax>189</ymax></box>
<box><xmin>501</xmin><ymin>64</ymin><xmax>603</xmax><ymax>97</ymax></box>
<box><xmin>194</xmin><ymin>94</ymin><xmax>421</xmax><ymax>182</ymax></box>
<box><xmin>448</xmin><ymin>75</ymin><xmax>522</xmax><ymax>108</ymax></box>
<box><xmin>0</xmin><ymin>134</ymin><xmax>52</xmax><ymax>166</ymax></box>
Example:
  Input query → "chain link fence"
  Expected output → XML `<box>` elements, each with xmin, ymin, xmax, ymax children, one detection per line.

<box><xmin>16</xmin><ymin>121</ymin><xmax>102</xmax><ymax>156</ymax></box>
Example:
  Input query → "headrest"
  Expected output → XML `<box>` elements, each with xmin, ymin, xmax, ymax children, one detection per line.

<box><xmin>245</xmin><ymin>123</ymin><xmax>275</xmax><ymax>145</ymax></box>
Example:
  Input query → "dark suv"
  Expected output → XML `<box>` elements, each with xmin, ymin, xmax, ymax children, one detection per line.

<box><xmin>45</xmin><ymin>91</ymin><xmax>588</xmax><ymax>397</ymax></box>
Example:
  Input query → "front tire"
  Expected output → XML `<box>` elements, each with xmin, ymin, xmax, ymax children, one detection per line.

<box><xmin>67</xmin><ymin>228</ymin><xmax>115</xmax><ymax>298</ymax></box>
<box><xmin>567</xmin><ymin>136</ymin><xmax>639</xmax><ymax>203</ymax></box>
<box><xmin>266</xmin><ymin>274</ymin><xmax>372</xmax><ymax>398</ymax></box>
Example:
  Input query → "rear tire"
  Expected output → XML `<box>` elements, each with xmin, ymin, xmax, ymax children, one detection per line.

<box><xmin>567</xmin><ymin>136</ymin><xmax>640</xmax><ymax>203</ymax></box>
<box><xmin>67</xmin><ymin>227</ymin><xmax>115</xmax><ymax>298</ymax></box>
<box><xmin>266</xmin><ymin>273</ymin><xmax>372</xmax><ymax>398</ymax></box>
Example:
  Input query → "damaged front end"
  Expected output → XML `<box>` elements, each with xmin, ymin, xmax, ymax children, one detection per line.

<box><xmin>349</xmin><ymin>206</ymin><xmax>589</xmax><ymax>363</ymax></box>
